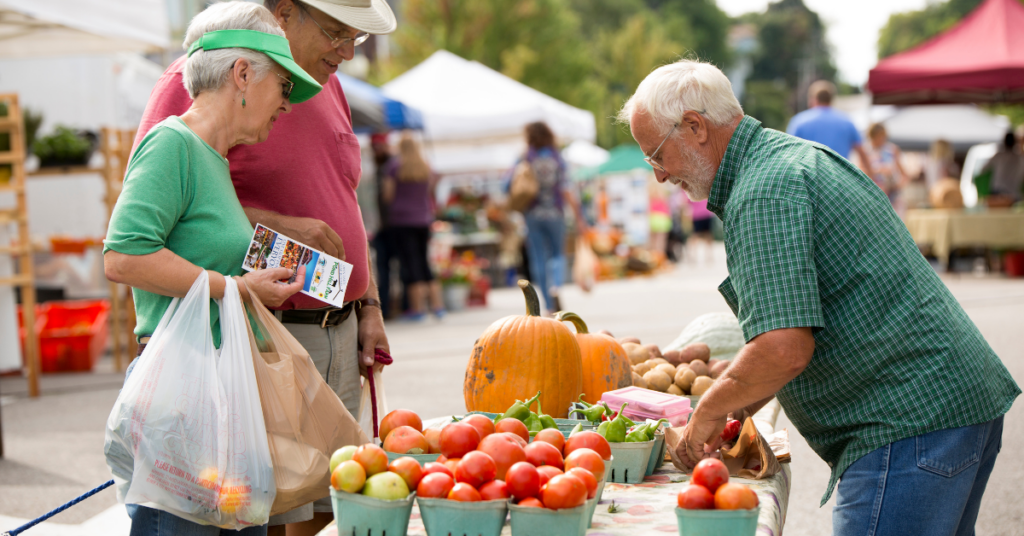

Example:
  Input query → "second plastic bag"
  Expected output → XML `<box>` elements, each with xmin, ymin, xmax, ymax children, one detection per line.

<box><xmin>105</xmin><ymin>273</ymin><xmax>275</xmax><ymax>529</ymax></box>
<box><xmin>241</xmin><ymin>282</ymin><xmax>369</xmax><ymax>516</ymax></box>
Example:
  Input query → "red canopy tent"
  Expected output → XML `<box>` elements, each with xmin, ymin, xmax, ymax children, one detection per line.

<box><xmin>867</xmin><ymin>0</ymin><xmax>1024</xmax><ymax>105</ymax></box>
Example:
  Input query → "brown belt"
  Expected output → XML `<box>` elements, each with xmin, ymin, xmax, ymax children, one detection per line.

<box><xmin>135</xmin><ymin>303</ymin><xmax>353</xmax><ymax>357</ymax></box>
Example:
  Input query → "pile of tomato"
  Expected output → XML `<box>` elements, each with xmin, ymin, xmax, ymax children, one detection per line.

<box><xmin>677</xmin><ymin>458</ymin><xmax>759</xmax><ymax>510</ymax></box>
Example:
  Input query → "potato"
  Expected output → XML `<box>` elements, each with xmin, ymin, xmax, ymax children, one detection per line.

<box><xmin>618</xmin><ymin>336</ymin><xmax>641</xmax><ymax>345</ymax></box>
<box><xmin>688</xmin><ymin>360</ymin><xmax>710</xmax><ymax>378</ymax></box>
<box><xmin>655</xmin><ymin>363</ymin><xmax>677</xmax><ymax>378</ymax></box>
<box><xmin>633</xmin><ymin>361</ymin><xmax>652</xmax><ymax>375</ymax></box>
<box><xmin>690</xmin><ymin>376</ymin><xmax>714</xmax><ymax>396</ymax></box>
<box><xmin>667</xmin><ymin>384</ymin><xmax>684</xmax><ymax>396</ymax></box>
<box><xmin>632</xmin><ymin>371</ymin><xmax>648</xmax><ymax>389</ymax></box>
<box><xmin>597</xmin><ymin>329</ymin><xmax>615</xmax><ymax>338</ymax></box>
<box><xmin>643</xmin><ymin>344</ymin><xmax>663</xmax><ymax>359</ymax></box>
<box><xmin>710</xmin><ymin>360</ymin><xmax>730</xmax><ymax>379</ymax></box>
<box><xmin>662</xmin><ymin>349</ymin><xmax>683</xmax><ymax>366</ymax></box>
<box><xmin>643</xmin><ymin>369</ymin><xmax>673</xmax><ymax>392</ymax></box>
<box><xmin>674</xmin><ymin>367</ymin><xmax>697</xmax><ymax>392</ymax></box>
<box><xmin>648</xmin><ymin>357</ymin><xmax>670</xmax><ymax>366</ymax></box>
<box><xmin>678</xmin><ymin>343</ymin><xmax>711</xmax><ymax>364</ymax></box>
<box><xmin>622</xmin><ymin>343</ymin><xmax>649</xmax><ymax>365</ymax></box>
<box><xmin>707</xmin><ymin>358</ymin><xmax>720</xmax><ymax>369</ymax></box>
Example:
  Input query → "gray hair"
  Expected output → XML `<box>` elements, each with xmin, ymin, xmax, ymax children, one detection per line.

<box><xmin>618</xmin><ymin>59</ymin><xmax>744</xmax><ymax>135</ymax></box>
<box><xmin>182</xmin><ymin>2</ymin><xmax>285</xmax><ymax>99</ymax></box>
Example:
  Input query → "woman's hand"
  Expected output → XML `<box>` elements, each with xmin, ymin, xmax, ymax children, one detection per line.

<box><xmin>240</xmin><ymin>266</ymin><xmax>305</xmax><ymax>307</ymax></box>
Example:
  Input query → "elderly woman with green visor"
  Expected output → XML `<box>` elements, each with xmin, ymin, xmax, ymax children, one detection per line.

<box><xmin>103</xmin><ymin>3</ymin><xmax>320</xmax><ymax>535</ymax></box>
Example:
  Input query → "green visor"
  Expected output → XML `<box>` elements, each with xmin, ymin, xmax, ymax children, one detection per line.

<box><xmin>187</xmin><ymin>29</ymin><xmax>321</xmax><ymax>104</ymax></box>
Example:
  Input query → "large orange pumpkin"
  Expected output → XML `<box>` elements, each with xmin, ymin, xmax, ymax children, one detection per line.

<box><xmin>554</xmin><ymin>312</ymin><xmax>633</xmax><ymax>404</ymax></box>
<box><xmin>464</xmin><ymin>280</ymin><xmax>582</xmax><ymax>418</ymax></box>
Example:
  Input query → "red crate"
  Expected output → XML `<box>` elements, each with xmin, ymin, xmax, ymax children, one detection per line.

<box><xmin>19</xmin><ymin>300</ymin><xmax>110</xmax><ymax>372</ymax></box>
<box><xmin>1006</xmin><ymin>251</ymin><xmax>1024</xmax><ymax>278</ymax></box>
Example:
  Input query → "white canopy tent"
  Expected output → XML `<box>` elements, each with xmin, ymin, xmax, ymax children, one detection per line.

<box><xmin>382</xmin><ymin>50</ymin><xmax>596</xmax><ymax>176</ymax></box>
<box><xmin>882</xmin><ymin>104</ymin><xmax>1011</xmax><ymax>153</ymax></box>
<box><xmin>0</xmin><ymin>0</ymin><xmax>169</xmax><ymax>58</ymax></box>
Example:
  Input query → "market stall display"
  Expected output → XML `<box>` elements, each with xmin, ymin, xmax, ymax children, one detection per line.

<box><xmin>904</xmin><ymin>208</ymin><xmax>1024</xmax><ymax>269</ymax></box>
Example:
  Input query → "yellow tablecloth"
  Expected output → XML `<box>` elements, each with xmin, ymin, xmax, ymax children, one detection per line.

<box><xmin>904</xmin><ymin>208</ymin><xmax>1024</xmax><ymax>263</ymax></box>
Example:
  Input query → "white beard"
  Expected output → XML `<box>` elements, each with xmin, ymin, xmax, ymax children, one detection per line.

<box><xmin>668</xmin><ymin>147</ymin><xmax>716</xmax><ymax>201</ymax></box>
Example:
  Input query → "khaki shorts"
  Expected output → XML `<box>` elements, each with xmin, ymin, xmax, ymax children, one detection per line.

<box><xmin>268</xmin><ymin>312</ymin><xmax>362</xmax><ymax>526</ymax></box>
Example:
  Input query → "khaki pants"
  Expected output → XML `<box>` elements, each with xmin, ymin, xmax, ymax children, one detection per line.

<box><xmin>268</xmin><ymin>312</ymin><xmax>362</xmax><ymax>525</ymax></box>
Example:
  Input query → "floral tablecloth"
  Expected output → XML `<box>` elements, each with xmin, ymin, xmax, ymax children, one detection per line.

<box><xmin>316</xmin><ymin>400</ymin><xmax>790</xmax><ymax>536</ymax></box>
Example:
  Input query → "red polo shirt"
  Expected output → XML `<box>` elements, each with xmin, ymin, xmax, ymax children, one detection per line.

<box><xmin>133</xmin><ymin>56</ymin><xmax>368</xmax><ymax>308</ymax></box>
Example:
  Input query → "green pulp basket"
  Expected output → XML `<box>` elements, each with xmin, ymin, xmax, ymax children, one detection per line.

<box><xmin>509</xmin><ymin>502</ymin><xmax>587</xmax><ymax>536</ymax></box>
<box><xmin>385</xmin><ymin>451</ymin><xmax>440</xmax><ymax>464</ymax></box>
<box><xmin>675</xmin><ymin>506</ymin><xmax>760</xmax><ymax>536</ymax></box>
<box><xmin>608</xmin><ymin>440</ymin><xmax>654</xmax><ymax>483</ymax></box>
<box><xmin>595</xmin><ymin>457</ymin><xmax>613</xmax><ymax>502</ymax></box>
<box><xmin>645</xmin><ymin>431</ymin><xmax>667</xmax><ymax>476</ymax></box>
<box><xmin>417</xmin><ymin>497</ymin><xmax>508</xmax><ymax>536</ymax></box>
<box><xmin>583</xmin><ymin>496</ymin><xmax>599</xmax><ymax>529</ymax></box>
<box><xmin>329</xmin><ymin>488</ymin><xmax>415</xmax><ymax>536</ymax></box>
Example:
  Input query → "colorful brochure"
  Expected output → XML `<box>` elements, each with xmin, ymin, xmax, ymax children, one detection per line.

<box><xmin>241</xmin><ymin>224</ymin><xmax>352</xmax><ymax>307</ymax></box>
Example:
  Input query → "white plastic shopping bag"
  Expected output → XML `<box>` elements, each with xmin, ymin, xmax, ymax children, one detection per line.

<box><xmin>358</xmin><ymin>368</ymin><xmax>389</xmax><ymax>442</ymax></box>
<box><xmin>104</xmin><ymin>272</ymin><xmax>275</xmax><ymax>529</ymax></box>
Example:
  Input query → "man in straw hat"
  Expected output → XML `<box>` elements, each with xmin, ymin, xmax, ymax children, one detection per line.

<box><xmin>132</xmin><ymin>1</ymin><xmax>397</xmax><ymax>534</ymax></box>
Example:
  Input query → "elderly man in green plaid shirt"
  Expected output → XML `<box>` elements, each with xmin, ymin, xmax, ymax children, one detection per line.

<box><xmin>619</xmin><ymin>60</ymin><xmax>1019</xmax><ymax>535</ymax></box>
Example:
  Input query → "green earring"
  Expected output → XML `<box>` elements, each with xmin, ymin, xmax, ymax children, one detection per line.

<box><xmin>242</xmin><ymin>97</ymin><xmax>246</xmax><ymax>108</ymax></box>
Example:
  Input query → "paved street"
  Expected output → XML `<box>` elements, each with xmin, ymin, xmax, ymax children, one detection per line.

<box><xmin>2</xmin><ymin>243</ymin><xmax>1022</xmax><ymax>535</ymax></box>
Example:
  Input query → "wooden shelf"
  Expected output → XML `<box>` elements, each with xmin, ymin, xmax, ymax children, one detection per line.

<box><xmin>0</xmin><ymin>274</ymin><xmax>30</xmax><ymax>286</ymax></box>
<box><xmin>28</xmin><ymin>165</ymin><xmax>103</xmax><ymax>177</ymax></box>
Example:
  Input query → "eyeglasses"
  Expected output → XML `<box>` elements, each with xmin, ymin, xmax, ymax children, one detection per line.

<box><xmin>273</xmin><ymin>72</ymin><xmax>294</xmax><ymax>100</ymax></box>
<box><xmin>644</xmin><ymin>123</ymin><xmax>678</xmax><ymax>174</ymax></box>
<box><xmin>296</xmin><ymin>1</ymin><xmax>369</xmax><ymax>49</ymax></box>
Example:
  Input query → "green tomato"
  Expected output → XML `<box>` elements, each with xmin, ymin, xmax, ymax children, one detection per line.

<box><xmin>330</xmin><ymin>445</ymin><xmax>359</xmax><ymax>474</ymax></box>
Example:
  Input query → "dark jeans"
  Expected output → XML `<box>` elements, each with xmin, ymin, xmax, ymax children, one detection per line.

<box><xmin>126</xmin><ymin>505</ymin><xmax>267</xmax><ymax>536</ymax></box>
<box><xmin>373</xmin><ymin>228</ymin><xmax>397</xmax><ymax>319</ymax></box>
<box><xmin>833</xmin><ymin>416</ymin><xmax>1004</xmax><ymax>536</ymax></box>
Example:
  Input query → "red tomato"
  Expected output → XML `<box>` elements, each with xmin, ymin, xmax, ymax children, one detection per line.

<box><xmin>566</xmin><ymin>467</ymin><xmax>597</xmax><ymax>499</ymax></box>
<box><xmin>380</xmin><ymin>410</ymin><xmax>423</xmax><ymax>442</ymax></box>
<box><xmin>477</xmin><ymin>433</ymin><xmax>527</xmax><ymax>481</ymax></box>
<box><xmin>692</xmin><ymin>458</ymin><xmax>729</xmax><ymax>493</ymax></box>
<box><xmin>505</xmin><ymin>462</ymin><xmax>541</xmax><ymax>500</ymax></box>
<box><xmin>536</xmin><ymin>465</ymin><xmax>563</xmax><ymax>488</ymax></box>
<box><xmin>462</xmin><ymin>414</ymin><xmax>496</xmax><ymax>440</ymax></box>
<box><xmin>714</xmin><ymin>483</ymin><xmax>759</xmax><ymax>510</ymax></box>
<box><xmin>352</xmin><ymin>444</ymin><xmax>389</xmax><ymax>476</ymax></box>
<box><xmin>444</xmin><ymin>458</ymin><xmax>461</xmax><ymax>475</ymax></box>
<box><xmin>677</xmin><ymin>484</ymin><xmax>715</xmax><ymax>510</ymax></box>
<box><xmin>455</xmin><ymin>451</ymin><xmax>497</xmax><ymax>488</ymax></box>
<box><xmin>564</xmin><ymin>448</ymin><xmax>605</xmax><ymax>480</ymax></box>
<box><xmin>517</xmin><ymin>497</ymin><xmax>544</xmax><ymax>508</ymax></box>
<box><xmin>501</xmin><ymin>431</ymin><xmax>528</xmax><ymax>448</ymax></box>
<box><xmin>563</xmin><ymin>431</ymin><xmax>612</xmax><ymax>460</ymax></box>
<box><xmin>478</xmin><ymin>480</ymin><xmax>511</xmax><ymax>501</ymax></box>
<box><xmin>387</xmin><ymin>457</ymin><xmax>424</xmax><ymax>490</ymax></box>
<box><xmin>382</xmin><ymin>426</ymin><xmax>430</xmax><ymax>455</ymax></box>
<box><xmin>416</xmin><ymin>472</ymin><xmax>455</xmax><ymax>499</ymax></box>
<box><xmin>540</xmin><ymin>474</ymin><xmax>587</xmax><ymax>509</ymax></box>
<box><xmin>440</xmin><ymin>423</ymin><xmax>481</xmax><ymax>459</ymax></box>
<box><xmin>424</xmin><ymin>429</ymin><xmax>443</xmax><ymax>454</ymax></box>
<box><xmin>525</xmin><ymin>441</ymin><xmax>564</xmax><ymax>470</ymax></box>
<box><xmin>494</xmin><ymin>419</ymin><xmax>530</xmax><ymax>443</ymax></box>
<box><xmin>448</xmin><ymin>482</ymin><xmax>482</xmax><ymax>502</ymax></box>
<box><xmin>533</xmin><ymin>429</ymin><xmax>565</xmax><ymax>452</ymax></box>
<box><xmin>436</xmin><ymin>454</ymin><xmax>448</xmax><ymax>464</ymax></box>
<box><xmin>422</xmin><ymin>462</ymin><xmax>453</xmax><ymax>479</ymax></box>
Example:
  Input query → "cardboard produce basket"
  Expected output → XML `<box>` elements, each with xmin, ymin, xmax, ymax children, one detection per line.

<box><xmin>675</xmin><ymin>506</ymin><xmax>760</xmax><ymax>536</ymax></box>
<box><xmin>417</xmin><ymin>497</ymin><xmax>508</xmax><ymax>536</ymax></box>
<box><xmin>609</xmin><ymin>440</ymin><xmax>654</xmax><ymax>483</ymax></box>
<box><xmin>385</xmin><ymin>451</ymin><xmax>441</xmax><ymax>464</ymax></box>
<box><xmin>509</xmin><ymin>502</ymin><xmax>587</xmax><ymax>536</ymax></box>
<box><xmin>646</xmin><ymin>430</ymin><xmax>667</xmax><ymax>476</ymax></box>
<box><xmin>330</xmin><ymin>488</ymin><xmax>415</xmax><ymax>536</ymax></box>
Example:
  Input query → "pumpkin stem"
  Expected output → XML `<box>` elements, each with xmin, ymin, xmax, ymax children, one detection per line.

<box><xmin>518</xmin><ymin>280</ymin><xmax>542</xmax><ymax>317</ymax></box>
<box><xmin>554</xmin><ymin>312</ymin><xmax>589</xmax><ymax>334</ymax></box>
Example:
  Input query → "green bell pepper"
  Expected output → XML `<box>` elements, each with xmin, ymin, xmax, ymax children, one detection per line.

<box><xmin>603</xmin><ymin>403</ymin><xmax>630</xmax><ymax>443</ymax></box>
<box><xmin>569</xmin><ymin>403</ymin><xmax>605</xmax><ymax>424</ymax></box>
<box><xmin>534</xmin><ymin>397</ymin><xmax>558</xmax><ymax>430</ymax></box>
<box><xmin>569</xmin><ymin>422</ymin><xmax>583</xmax><ymax>436</ymax></box>
<box><xmin>625</xmin><ymin>424</ymin><xmax>650</xmax><ymax>442</ymax></box>
<box><xmin>497</xmin><ymin>392</ymin><xmax>541</xmax><ymax>423</ymax></box>
<box><xmin>596</xmin><ymin>421</ymin><xmax>611</xmax><ymax>437</ymax></box>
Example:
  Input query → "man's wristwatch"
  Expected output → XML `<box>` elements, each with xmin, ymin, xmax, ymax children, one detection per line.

<box><xmin>356</xmin><ymin>298</ymin><xmax>382</xmax><ymax>313</ymax></box>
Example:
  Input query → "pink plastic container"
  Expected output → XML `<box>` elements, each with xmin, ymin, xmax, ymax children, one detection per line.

<box><xmin>601</xmin><ymin>386</ymin><xmax>693</xmax><ymax>427</ymax></box>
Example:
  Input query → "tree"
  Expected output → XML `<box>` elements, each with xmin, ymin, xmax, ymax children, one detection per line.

<box><xmin>876</xmin><ymin>0</ymin><xmax>989</xmax><ymax>59</ymax></box>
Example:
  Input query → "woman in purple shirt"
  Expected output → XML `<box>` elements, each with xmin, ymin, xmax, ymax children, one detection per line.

<box><xmin>382</xmin><ymin>132</ymin><xmax>444</xmax><ymax>319</ymax></box>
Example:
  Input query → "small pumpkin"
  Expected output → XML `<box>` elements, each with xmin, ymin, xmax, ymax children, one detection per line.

<box><xmin>555</xmin><ymin>312</ymin><xmax>633</xmax><ymax>405</ymax></box>
<box><xmin>465</xmin><ymin>280</ymin><xmax>582</xmax><ymax>418</ymax></box>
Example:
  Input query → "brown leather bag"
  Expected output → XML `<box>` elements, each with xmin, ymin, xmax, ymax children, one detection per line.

<box><xmin>240</xmin><ymin>282</ymin><xmax>369</xmax><ymax>516</ymax></box>
<box><xmin>509</xmin><ymin>160</ymin><xmax>538</xmax><ymax>212</ymax></box>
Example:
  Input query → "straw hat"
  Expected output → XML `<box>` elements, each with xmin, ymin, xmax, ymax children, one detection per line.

<box><xmin>301</xmin><ymin>0</ymin><xmax>397</xmax><ymax>35</ymax></box>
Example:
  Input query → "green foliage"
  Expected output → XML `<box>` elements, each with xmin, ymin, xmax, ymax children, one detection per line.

<box><xmin>743</xmin><ymin>80</ymin><xmax>792</xmax><ymax>131</ymax></box>
<box><xmin>876</xmin><ymin>0</ymin><xmax>996</xmax><ymax>59</ymax></box>
<box><xmin>377</xmin><ymin>0</ymin><xmax>731</xmax><ymax>148</ymax></box>
<box><xmin>33</xmin><ymin>126</ymin><xmax>92</xmax><ymax>164</ymax></box>
<box><xmin>987</xmin><ymin>104</ymin><xmax>1024</xmax><ymax>127</ymax></box>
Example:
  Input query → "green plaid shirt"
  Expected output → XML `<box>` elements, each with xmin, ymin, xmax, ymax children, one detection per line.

<box><xmin>709</xmin><ymin>116</ymin><xmax>1020</xmax><ymax>505</ymax></box>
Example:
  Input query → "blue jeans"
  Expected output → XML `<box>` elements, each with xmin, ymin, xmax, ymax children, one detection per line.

<box><xmin>523</xmin><ymin>215</ymin><xmax>566</xmax><ymax>312</ymax></box>
<box><xmin>833</xmin><ymin>416</ymin><xmax>1004</xmax><ymax>536</ymax></box>
<box><xmin>127</xmin><ymin>505</ymin><xmax>267</xmax><ymax>536</ymax></box>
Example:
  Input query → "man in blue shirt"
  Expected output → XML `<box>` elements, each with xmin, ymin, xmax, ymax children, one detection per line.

<box><xmin>787</xmin><ymin>80</ymin><xmax>873</xmax><ymax>176</ymax></box>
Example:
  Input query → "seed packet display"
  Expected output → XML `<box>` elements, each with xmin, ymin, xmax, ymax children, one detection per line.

<box><xmin>242</xmin><ymin>224</ymin><xmax>352</xmax><ymax>307</ymax></box>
